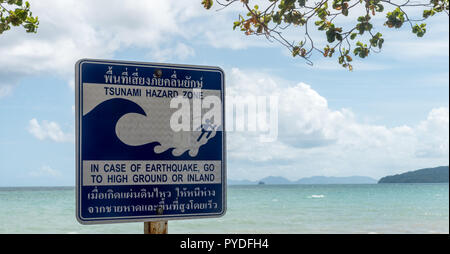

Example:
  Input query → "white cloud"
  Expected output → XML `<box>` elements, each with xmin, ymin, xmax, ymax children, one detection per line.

<box><xmin>0</xmin><ymin>0</ymin><xmax>206</xmax><ymax>95</ymax></box>
<box><xmin>0</xmin><ymin>0</ymin><xmax>269</xmax><ymax>78</ymax></box>
<box><xmin>309</xmin><ymin>58</ymin><xmax>391</xmax><ymax>71</ymax></box>
<box><xmin>0</xmin><ymin>84</ymin><xmax>13</xmax><ymax>98</ymax></box>
<box><xmin>151</xmin><ymin>42</ymin><xmax>196</xmax><ymax>61</ymax></box>
<box><xmin>68</xmin><ymin>79</ymin><xmax>75</xmax><ymax>91</ymax></box>
<box><xmin>28</xmin><ymin>165</ymin><xmax>62</xmax><ymax>178</ymax></box>
<box><xmin>387</xmin><ymin>40</ymin><xmax>449</xmax><ymax>60</ymax></box>
<box><xmin>27</xmin><ymin>118</ymin><xmax>74</xmax><ymax>143</ymax></box>
<box><xmin>1</xmin><ymin>0</ymin><xmax>447</xmax><ymax>93</ymax></box>
<box><xmin>415</xmin><ymin>107</ymin><xmax>449</xmax><ymax>158</ymax></box>
<box><xmin>1</xmin><ymin>0</ymin><xmax>278</xmax><ymax>98</ymax></box>
<box><xmin>378</xmin><ymin>15</ymin><xmax>449</xmax><ymax>61</ymax></box>
<box><xmin>225</xmin><ymin>68</ymin><xmax>449</xmax><ymax>180</ymax></box>
<box><xmin>3</xmin><ymin>0</ymin><xmax>445</xmax><ymax>99</ymax></box>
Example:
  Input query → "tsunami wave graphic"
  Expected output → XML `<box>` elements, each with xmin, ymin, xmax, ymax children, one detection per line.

<box><xmin>81</xmin><ymin>98</ymin><xmax>222</xmax><ymax>161</ymax></box>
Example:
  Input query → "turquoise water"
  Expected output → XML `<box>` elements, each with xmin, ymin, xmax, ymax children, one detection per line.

<box><xmin>0</xmin><ymin>184</ymin><xmax>448</xmax><ymax>234</ymax></box>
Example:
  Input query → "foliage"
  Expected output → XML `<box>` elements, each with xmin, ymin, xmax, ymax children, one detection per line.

<box><xmin>202</xmin><ymin>0</ymin><xmax>449</xmax><ymax>70</ymax></box>
<box><xmin>0</xmin><ymin>0</ymin><xmax>39</xmax><ymax>35</ymax></box>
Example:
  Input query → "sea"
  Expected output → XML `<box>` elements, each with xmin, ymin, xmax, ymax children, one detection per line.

<box><xmin>0</xmin><ymin>184</ymin><xmax>448</xmax><ymax>234</ymax></box>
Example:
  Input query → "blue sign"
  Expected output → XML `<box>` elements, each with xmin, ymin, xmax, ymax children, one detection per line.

<box><xmin>75</xmin><ymin>59</ymin><xmax>226</xmax><ymax>224</ymax></box>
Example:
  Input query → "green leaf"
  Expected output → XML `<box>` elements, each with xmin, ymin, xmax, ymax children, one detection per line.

<box><xmin>292</xmin><ymin>46</ymin><xmax>300</xmax><ymax>57</ymax></box>
<box><xmin>378</xmin><ymin>38</ymin><xmax>384</xmax><ymax>49</ymax></box>
<box><xmin>201</xmin><ymin>0</ymin><xmax>213</xmax><ymax>10</ymax></box>
<box><xmin>385</xmin><ymin>7</ymin><xmax>405</xmax><ymax>28</ymax></box>
<box><xmin>423</xmin><ymin>9</ymin><xmax>435</xmax><ymax>18</ymax></box>
<box><xmin>376</xmin><ymin>4</ymin><xmax>384</xmax><ymax>12</ymax></box>
<box><xmin>233</xmin><ymin>21</ymin><xmax>241</xmax><ymax>30</ymax></box>
<box><xmin>412</xmin><ymin>23</ymin><xmax>426</xmax><ymax>37</ymax></box>
<box><xmin>342</xmin><ymin>8</ymin><xmax>348</xmax><ymax>16</ymax></box>
<box><xmin>326</xmin><ymin>28</ymin><xmax>336</xmax><ymax>43</ymax></box>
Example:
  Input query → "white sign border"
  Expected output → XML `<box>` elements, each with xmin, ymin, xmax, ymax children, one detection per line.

<box><xmin>75</xmin><ymin>58</ymin><xmax>227</xmax><ymax>225</ymax></box>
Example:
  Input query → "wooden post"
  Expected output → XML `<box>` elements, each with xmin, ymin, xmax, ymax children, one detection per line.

<box><xmin>144</xmin><ymin>221</ymin><xmax>168</xmax><ymax>234</ymax></box>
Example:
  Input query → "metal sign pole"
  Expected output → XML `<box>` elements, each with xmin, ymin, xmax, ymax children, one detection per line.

<box><xmin>144</xmin><ymin>221</ymin><xmax>168</xmax><ymax>234</ymax></box>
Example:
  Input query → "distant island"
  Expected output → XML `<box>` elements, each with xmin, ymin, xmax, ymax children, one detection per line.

<box><xmin>228</xmin><ymin>166</ymin><xmax>450</xmax><ymax>185</ymax></box>
<box><xmin>378</xmin><ymin>166</ymin><xmax>449</xmax><ymax>183</ymax></box>
<box><xmin>228</xmin><ymin>175</ymin><xmax>378</xmax><ymax>185</ymax></box>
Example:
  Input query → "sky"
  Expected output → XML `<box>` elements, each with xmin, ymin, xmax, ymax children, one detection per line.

<box><xmin>0</xmin><ymin>0</ymin><xmax>448</xmax><ymax>186</ymax></box>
